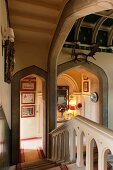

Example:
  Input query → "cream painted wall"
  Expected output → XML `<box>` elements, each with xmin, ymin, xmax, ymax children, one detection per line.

<box><xmin>14</xmin><ymin>41</ymin><xmax>49</xmax><ymax>73</ymax></box>
<box><xmin>58</xmin><ymin>48</ymin><xmax>113</xmax><ymax>129</ymax></box>
<box><xmin>0</xmin><ymin>0</ymin><xmax>11</xmax><ymax>128</ymax></box>
<box><xmin>20</xmin><ymin>76</ymin><xmax>44</xmax><ymax>139</ymax></box>
<box><xmin>90</xmin><ymin>52</ymin><xmax>113</xmax><ymax>129</ymax></box>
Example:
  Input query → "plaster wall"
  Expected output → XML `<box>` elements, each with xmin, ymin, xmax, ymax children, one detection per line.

<box><xmin>20</xmin><ymin>76</ymin><xmax>44</xmax><ymax>139</ymax></box>
<box><xmin>0</xmin><ymin>0</ymin><xmax>11</xmax><ymax>128</ymax></box>
<box><xmin>57</xmin><ymin>48</ymin><xmax>113</xmax><ymax>128</ymax></box>
<box><xmin>14</xmin><ymin>41</ymin><xmax>49</xmax><ymax>73</ymax></box>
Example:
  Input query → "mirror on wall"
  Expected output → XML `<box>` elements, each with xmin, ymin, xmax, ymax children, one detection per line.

<box><xmin>57</xmin><ymin>86</ymin><xmax>69</xmax><ymax>113</ymax></box>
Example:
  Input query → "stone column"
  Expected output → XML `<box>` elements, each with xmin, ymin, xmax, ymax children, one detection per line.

<box><xmin>98</xmin><ymin>146</ymin><xmax>108</xmax><ymax>170</ymax></box>
<box><xmin>86</xmin><ymin>138</ymin><xmax>94</xmax><ymax>170</ymax></box>
<box><xmin>52</xmin><ymin>136</ymin><xmax>55</xmax><ymax>160</ymax></box>
<box><xmin>64</xmin><ymin>131</ymin><xmax>70</xmax><ymax>162</ymax></box>
<box><xmin>76</xmin><ymin>131</ymin><xmax>84</xmax><ymax>167</ymax></box>
<box><xmin>69</xmin><ymin>129</ymin><xmax>76</xmax><ymax>162</ymax></box>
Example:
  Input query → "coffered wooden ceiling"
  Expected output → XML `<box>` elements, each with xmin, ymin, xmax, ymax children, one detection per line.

<box><xmin>8</xmin><ymin>0</ymin><xmax>69</xmax><ymax>44</ymax></box>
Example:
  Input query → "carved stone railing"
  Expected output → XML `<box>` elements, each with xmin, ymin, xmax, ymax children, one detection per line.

<box><xmin>50</xmin><ymin>115</ymin><xmax>113</xmax><ymax>170</ymax></box>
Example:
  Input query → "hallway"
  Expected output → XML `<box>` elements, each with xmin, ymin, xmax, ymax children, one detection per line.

<box><xmin>1</xmin><ymin>0</ymin><xmax>113</xmax><ymax>170</ymax></box>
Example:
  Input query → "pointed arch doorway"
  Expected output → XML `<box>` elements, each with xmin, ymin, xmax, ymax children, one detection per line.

<box><xmin>20</xmin><ymin>74</ymin><xmax>46</xmax><ymax>162</ymax></box>
<box><xmin>11</xmin><ymin>66</ymin><xmax>47</xmax><ymax>165</ymax></box>
<box><xmin>57</xmin><ymin>61</ymin><xmax>108</xmax><ymax>127</ymax></box>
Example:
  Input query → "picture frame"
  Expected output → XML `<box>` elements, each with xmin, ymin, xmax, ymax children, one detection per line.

<box><xmin>21</xmin><ymin>105</ymin><xmax>35</xmax><ymax>118</ymax></box>
<box><xmin>21</xmin><ymin>92</ymin><xmax>35</xmax><ymax>104</ymax></box>
<box><xmin>83</xmin><ymin>81</ymin><xmax>89</xmax><ymax>92</ymax></box>
<box><xmin>20</xmin><ymin>80</ymin><xmax>36</xmax><ymax>91</ymax></box>
<box><xmin>57</xmin><ymin>86</ymin><xmax>69</xmax><ymax>112</ymax></box>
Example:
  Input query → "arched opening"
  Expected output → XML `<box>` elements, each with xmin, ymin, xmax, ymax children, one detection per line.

<box><xmin>88</xmin><ymin>139</ymin><xmax>98</xmax><ymax>170</ymax></box>
<box><xmin>20</xmin><ymin>74</ymin><xmax>46</xmax><ymax>163</ymax></box>
<box><xmin>48</xmin><ymin>3</ymin><xmax>111</xmax><ymax>140</ymax></box>
<box><xmin>57</xmin><ymin>61</ymin><xmax>108</xmax><ymax>127</ymax></box>
<box><xmin>11</xmin><ymin>66</ymin><xmax>47</xmax><ymax>164</ymax></box>
<box><xmin>106</xmin><ymin>149</ymin><xmax>113</xmax><ymax>170</ymax></box>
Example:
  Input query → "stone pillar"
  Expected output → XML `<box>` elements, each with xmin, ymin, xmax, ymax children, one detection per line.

<box><xmin>76</xmin><ymin>132</ymin><xmax>84</xmax><ymax>167</ymax></box>
<box><xmin>65</xmin><ymin>131</ymin><xmax>70</xmax><ymax>161</ymax></box>
<box><xmin>86</xmin><ymin>138</ymin><xmax>94</xmax><ymax>170</ymax></box>
<box><xmin>98</xmin><ymin>147</ymin><xmax>108</xmax><ymax>170</ymax></box>
<box><xmin>54</xmin><ymin>136</ymin><xmax>58</xmax><ymax>161</ymax></box>
<box><xmin>61</xmin><ymin>133</ymin><xmax>65</xmax><ymax>161</ymax></box>
<box><xmin>52</xmin><ymin>136</ymin><xmax>55</xmax><ymax>160</ymax></box>
<box><xmin>47</xmin><ymin>60</ymin><xmax>57</xmax><ymax>158</ymax></box>
<box><xmin>69</xmin><ymin>129</ymin><xmax>76</xmax><ymax>162</ymax></box>
<box><xmin>58</xmin><ymin>134</ymin><xmax>62</xmax><ymax>160</ymax></box>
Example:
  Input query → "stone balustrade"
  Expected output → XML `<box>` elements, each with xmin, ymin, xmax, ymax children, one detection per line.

<box><xmin>50</xmin><ymin>115</ymin><xmax>113</xmax><ymax>170</ymax></box>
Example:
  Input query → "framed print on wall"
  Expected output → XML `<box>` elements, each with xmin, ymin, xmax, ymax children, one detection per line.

<box><xmin>21</xmin><ymin>105</ymin><xmax>35</xmax><ymax>118</ymax></box>
<box><xmin>21</xmin><ymin>92</ymin><xmax>35</xmax><ymax>104</ymax></box>
<box><xmin>20</xmin><ymin>80</ymin><xmax>36</xmax><ymax>91</ymax></box>
<box><xmin>83</xmin><ymin>81</ymin><xmax>89</xmax><ymax>92</ymax></box>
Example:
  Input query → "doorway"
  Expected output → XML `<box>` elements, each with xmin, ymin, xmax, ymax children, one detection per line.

<box><xmin>57</xmin><ymin>63</ymin><xmax>107</xmax><ymax>126</ymax></box>
<box><xmin>20</xmin><ymin>74</ymin><xmax>45</xmax><ymax>163</ymax></box>
<box><xmin>11</xmin><ymin>66</ymin><xmax>47</xmax><ymax>165</ymax></box>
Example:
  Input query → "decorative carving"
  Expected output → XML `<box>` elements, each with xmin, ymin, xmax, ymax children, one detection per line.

<box><xmin>71</xmin><ymin>43</ymin><xmax>99</xmax><ymax>63</ymax></box>
<box><xmin>4</xmin><ymin>40</ymin><xmax>15</xmax><ymax>83</ymax></box>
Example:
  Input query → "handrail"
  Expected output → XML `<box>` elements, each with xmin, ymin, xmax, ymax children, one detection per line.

<box><xmin>50</xmin><ymin>115</ymin><xmax>113</xmax><ymax>170</ymax></box>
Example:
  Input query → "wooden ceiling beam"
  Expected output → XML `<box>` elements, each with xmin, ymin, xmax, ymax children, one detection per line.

<box><xmin>12</xmin><ymin>24</ymin><xmax>54</xmax><ymax>35</ymax></box>
<box><xmin>10</xmin><ymin>9</ymin><xmax>56</xmax><ymax>25</ymax></box>
<box><xmin>15</xmin><ymin>0</ymin><xmax>60</xmax><ymax>11</ymax></box>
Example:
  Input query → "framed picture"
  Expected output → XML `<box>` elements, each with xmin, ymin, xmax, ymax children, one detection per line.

<box><xmin>20</xmin><ymin>80</ymin><xmax>36</xmax><ymax>91</ymax></box>
<box><xmin>21</xmin><ymin>105</ymin><xmax>35</xmax><ymax>118</ymax></box>
<box><xmin>21</xmin><ymin>92</ymin><xmax>35</xmax><ymax>104</ymax></box>
<box><xmin>57</xmin><ymin>86</ymin><xmax>69</xmax><ymax>112</ymax></box>
<box><xmin>83</xmin><ymin>81</ymin><xmax>89</xmax><ymax>92</ymax></box>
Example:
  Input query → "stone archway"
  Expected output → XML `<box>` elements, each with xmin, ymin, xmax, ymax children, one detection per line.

<box><xmin>47</xmin><ymin>0</ymin><xmax>112</xmax><ymax>131</ymax></box>
<box><xmin>47</xmin><ymin>0</ymin><xmax>113</xmax><ymax>157</ymax></box>
<box><xmin>11</xmin><ymin>65</ymin><xmax>47</xmax><ymax>164</ymax></box>
<box><xmin>57</xmin><ymin>61</ymin><xmax>108</xmax><ymax>127</ymax></box>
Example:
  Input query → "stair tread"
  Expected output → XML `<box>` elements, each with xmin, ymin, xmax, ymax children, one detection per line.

<box><xmin>22</xmin><ymin>163</ymin><xmax>57</xmax><ymax>170</ymax></box>
<box><xmin>17</xmin><ymin>160</ymin><xmax>58</xmax><ymax>170</ymax></box>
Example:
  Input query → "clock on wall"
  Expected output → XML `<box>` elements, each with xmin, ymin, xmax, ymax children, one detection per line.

<box><xmin>90</xmin><ymin>92</ymin><xmax>98</xmax><ymax>103</ymax></box>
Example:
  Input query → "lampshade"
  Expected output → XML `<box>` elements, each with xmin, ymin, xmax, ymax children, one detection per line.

<box><xmin>7</xmin><ymin>27</ymin><xmax>15</xmax><ymax>42</ymax></box>
<box><xmin>69</xmin><ymin>99</ymin><xmax>76</xmax><ymax>110</ymax></box>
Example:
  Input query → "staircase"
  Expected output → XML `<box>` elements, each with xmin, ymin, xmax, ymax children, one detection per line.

<box><xmin>16</xmin><ymin>116</ymin><xmax>113</xmax><ymax>170</ymax></box>
<box><xmin>16</xmin><ymin>159</ymin><xmax>59</xmax><ymax>170</ymax></box>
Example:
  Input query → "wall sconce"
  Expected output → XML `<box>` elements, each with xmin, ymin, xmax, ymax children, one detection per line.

<box><xmin>2</xmin><ymin>27</ymin><xmax>15</xmax><ymax>42</ymax></box>
<box><xmin>2</xmin><ymin>27</ymin><xmax>15</xmax><ymax>83</ymax></box>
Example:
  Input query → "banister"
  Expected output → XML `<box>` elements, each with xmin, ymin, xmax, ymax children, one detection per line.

<box><xmin>50</xmin><ymin>115</ymin><xmax>113</xmax><ymax>170</ymax></box>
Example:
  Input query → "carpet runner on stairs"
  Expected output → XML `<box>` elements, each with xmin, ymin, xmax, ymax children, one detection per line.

<box><xmin>20</xmin><ymin>147</ymin><xmax>45</xmax><ymax>163</ymax></box>
<box><xmin>16</xmin><ymin>159</ymin><xmax>69</xmax><ymax>170</ymax></box>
